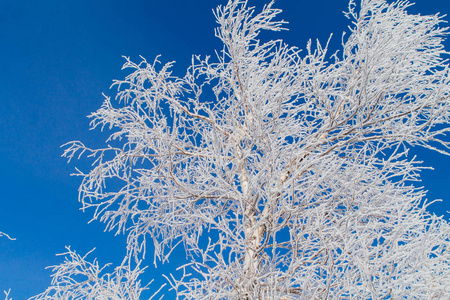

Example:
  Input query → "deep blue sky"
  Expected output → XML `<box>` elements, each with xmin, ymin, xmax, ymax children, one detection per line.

<box><xmin>1</xmin><ymin>0</ymin><xmax>450</xmax><ymax>298</ymax></box>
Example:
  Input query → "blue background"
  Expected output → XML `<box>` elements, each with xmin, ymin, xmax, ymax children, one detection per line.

<box><xmin>1</xmin><ymin>0</ymin><xmax>449</xmax><ymax>298</ymax></box>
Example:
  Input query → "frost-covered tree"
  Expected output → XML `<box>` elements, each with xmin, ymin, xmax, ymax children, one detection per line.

<box><xmin>31</xmin><ymin>247</ymin><xmax>149</xmax><ymax>300</ymax></box>
<box><xmin>37</xmin><ymin>0</ymin><xmax>450</xmax><ymax>298</ymax></box>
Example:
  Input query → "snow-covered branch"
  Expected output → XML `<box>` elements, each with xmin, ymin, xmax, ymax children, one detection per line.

<box><xmin>30</xmin><ymin>247</ymin><xmax>151</xmax><ymax>300</ymax></box>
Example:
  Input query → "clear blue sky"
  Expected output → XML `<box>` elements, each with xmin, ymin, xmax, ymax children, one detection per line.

<box><xmin>1</xmin><ymin>0</ymin><xmax>450</xmax><ymax>298</ymax></box>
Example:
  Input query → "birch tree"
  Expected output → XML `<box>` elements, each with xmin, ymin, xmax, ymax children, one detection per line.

<box><xmin>38</xmin><ymin>0</ymin><xmax>450</xmax><ymax>298</ymax></box>
<box><xmin>0</xmin><ymin>232</ymin><xmax>14</xmax><ymax>241</ymax></box>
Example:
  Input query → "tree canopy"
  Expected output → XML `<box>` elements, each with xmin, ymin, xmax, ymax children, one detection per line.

<box><xmin>32</xmin><ymin>0</ymin><xmax>450</xmax><ymax>298</ymax></box>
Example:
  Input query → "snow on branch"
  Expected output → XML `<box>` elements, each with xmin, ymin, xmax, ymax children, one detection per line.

<box><xmin>30</xmin><ymin>247</ymin><xmax>153</xmax><ymax>300</ymax></box>
<box><xmin>0</xmin><ymin>231</ymin><xmax>15</xmax><ymax>241</ymax></box>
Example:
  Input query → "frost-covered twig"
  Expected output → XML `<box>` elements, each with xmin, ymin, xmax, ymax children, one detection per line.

<box><xmin>0</xmin><ymin>231</ymin><xmax>15</xmax><ymax>241</ymax></box>
<box><xmin>4</xmin><ymin>289</ymin><xmax>12</xmax><ymax>300</ymax></box>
